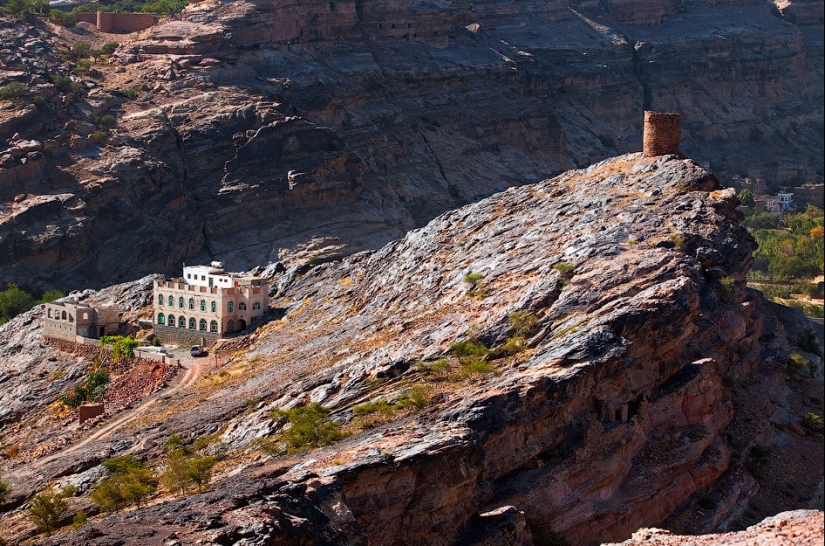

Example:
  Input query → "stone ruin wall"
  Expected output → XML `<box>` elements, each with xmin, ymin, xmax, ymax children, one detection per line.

<box><xmin>75</xmin><ymin>12</ymin><xmax>157</xmax><ymax>33</ymax></box>
<box><xmin>643</xmin><ymin>111</ymin><xmax>681</xmax><ymax>157</ymax></box>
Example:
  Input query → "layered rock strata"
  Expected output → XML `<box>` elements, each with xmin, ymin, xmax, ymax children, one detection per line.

<box><xmin>2</xmin><ymin>154</ymin><xmax>821</xmax><ymax>545</ymax></box>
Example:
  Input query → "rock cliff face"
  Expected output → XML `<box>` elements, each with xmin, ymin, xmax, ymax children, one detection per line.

<box><xmin>0</xmin><ymin>0</ymin><xmax>823</xmax><ymax>290</ymax></box>
<box><xmin>1</xmin><ymin>154</ymin><xmax>822</xmax><ymax>545</ymax></box>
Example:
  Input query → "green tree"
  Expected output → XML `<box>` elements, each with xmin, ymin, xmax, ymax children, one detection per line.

<box><xmin>161</xmin><ymin>450</ymin><xmax>193</xmax><ymax>495</ymax></box>
<box><xmin>91</xmin><ymin>456</ymin><xmax>156</xmax><ymax>512</ymax></box>
<box><xmin>37</xmin><ymin>289</ymin><xmax>65</xmax><ymax>304</ymax></box>
<box><xmin>737</xmin><ymin>188</ymin><xmax>755</xmax><ymax>208</ymax></box>
<box><xmin>72</xmin><ymin>41</ymin><xmax>92</xmax><ymax>59</ymax></box>
<box><xmin>186</xmin><ymin>456</ymin><xmax>216</xmax><ymax>492</ymax></box>
<box><xmin>101</xmin><ymin>41</ymin><xmax>119</xmax><ymax>55</ymax></box>
<box><xmin>29</xmin><ymin>488</ymin><xmax>68</xmax><ymax>536</ymax></box>
<box><xmin>0</xmin><ymin>283</ymin><xmax>35</xmax><ymax>324</ymax></box>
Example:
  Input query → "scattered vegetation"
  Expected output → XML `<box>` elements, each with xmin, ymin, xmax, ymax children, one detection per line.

<box><xmin>746</xmin><ymin>205</ymin><xmax>823</xmax><ymax>280</ymax></box>
<box><xmin>0</xmin><ymin>477</ymin><xmax>10</xmax><ymax>505</ymax></box>
<box><xmin>28</xmin><ymin>487</ymin><xmax>70</xmax><ymax>536</ymax></box>
<box><xmin>71</xmin><ymin>510</ymin><xmax>88</xmax><ymax>529</ymax></box>
<box><xmin>61</xmin><ymin>368</ymin><xmax>110</xmax><ymax>409</ymax></box>
<box><xmin>0</xmin><ymin>81</ymin><xmax>30</xmax><ymax>102</ymax></box>
<box><xmin>785</xmin><ymin>353</ymin><xmax>816</xmax><ymax>381</ymax></box>
<box><xmin>266</xmin><ymin>403</ymin><xmax>348</xmax><ymax>454</ymax></box>
<box><xmin>801</xmin><ymin>412</ymin><xmax>824</xmax><ymax>432</ymax></box>
<box><xmin>668</xmin><ymin>233</ymin><xmax>686</xmax><ymax>250</ymax></box>
<box><xmin>161</xmin><ymin>450</ymin><xmax>216</xmax><ymax>495</ymax></box>
<box><xmin>100</xmin><ymin>335</ymin><xmax>140</xmax><ymax>362</ymax></box>
<box><xmin>552</xmin><ymin>262</ymin><xmax>575</xmax><ymax>285</ymax></box>
<box><xmin>415</xmin><ymin>358</ymin><xmax>452</xmax><ymax>379</ymax></box>
<box><xmin>449</xmin><ymin>339</ymin><xmax>489</xmax><ymax>358</ymax></box>
<box><xmin>91</xmin><ymin>455</ymin><xmax>156</xmax><ymax>512</ymax></box>
<box><xmin>0</xmin><ymin>284</ymin><xmax>64</xmax><ymax>324</ymax></box>
<box><xmin>463</xmin><ymin>272</ymin><xmax>488</xmax><ymax>299</ymax></box>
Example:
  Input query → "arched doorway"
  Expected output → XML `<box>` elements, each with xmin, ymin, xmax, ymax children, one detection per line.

<box><xmin>238</xmin><ymin>319</ymin><xmax>247</xmax><ymax>331</ymax></box>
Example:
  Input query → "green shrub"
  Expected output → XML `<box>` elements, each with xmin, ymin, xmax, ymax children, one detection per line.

<box><xmin>353</xmin><ymin>399</ymin><xmax>394</xmax><ymax>417</ymax></box>
<box><xmin>494</xmin><ymin>336</ymin><xmax>526</xmax><ymax>357</ymax></box>
<box><xmin>101</xmin><ymin>41</ymin><xmax>119</xmax><ymax>55</ymax></box>
<box><xmin>101</xmin><ymin>455</ymin><xmax>144</xmax><ymax>474</ymax></box>
<box><xmin>449</xmin><ymin>339</ymin><xmax>489</xmax><ymax>357</ymax></box>
<box><xmin>508</xmin><ymin>311</ymin><xmax>537</xmax><ymax>336</ymax></box>
<box><xmin>270</xmin><ymin>403</ymin><xmax>348</xmax><ymax>452</ymax></box>
<box><xmin>0</xmin><ymin>477</ymin><xmax>10</xmax><ymax>504</ymax></box>
<box><xmin>786</xmin><ymin>353</ymin><xmax>813</xmax><ymax>381</ymax></box>
<box><xmin>415</xmin><ymin>358</ymin><xmax>452</xmax><ymax>379</ymax></box>
<box><xmin>463</xmin><ymin>272</ymin><xmax>487</xmax><ymax>298</ymax></box>
<box><xmin>452</xmin><ymin>358</ymin><xmax>496</xmax><ymax>380</ymax></box>
<box><xmin>71</xmin><ymin>510</ymin><xmax>87</xmax><ymax>529</ymax></box>
<box><xmin>0</xmin><ymin>81</ymin><xmax>30</xmax><ymax>101</ymax></box>
<box><xmin>552</xmin><ymin>262</ymin><xmax>575</xmax><ymax>285</ymax></box>
<box><xmin>801</xmin><ymin>412</ymin><xmax>824</xmax><ymax>432</ymax></box>
<box><xmin>395</xmin><ymin>385</ymin><xmax>429</xmax><ymax>410</ymax></box>
<box><xmin>61</xmin><ymin>368</ymin><xmax>110</xmax><ymax>408</ymax></box>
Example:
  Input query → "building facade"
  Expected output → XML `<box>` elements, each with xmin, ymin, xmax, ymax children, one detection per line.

<box><xmin>152</xmin><ymin>263</ymin><xmax>268</xmax><ymax>346</ymax></box>
<box><xmin>44</xmin><ymin>301</ymin><xmax>120</xmax><ymax>342</ymax></box>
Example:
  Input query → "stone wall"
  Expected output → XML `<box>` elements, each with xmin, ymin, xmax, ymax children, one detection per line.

<box><xmin>45</xmin><ymin>336</ymin><xmax>168</xmax><ymax>373</ymax></box>
<box><xmin>154</xmin><ymin>324</ymin><xmax>220</xmax><ymax>347</ymax></box>
<box><xmin>643</xmin><ymin>111</ymin><xmax>681</xmax><ymax>157</ymax></box>
<box><xmin>76</xmin><ymin>12</ymin><xmax>157</xmax><ymax>33</ymax></box>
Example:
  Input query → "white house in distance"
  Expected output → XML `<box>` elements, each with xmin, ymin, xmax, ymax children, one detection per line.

<box><xmin>153</xmin><ymin>262</ymin><xmax>268</xmax><ymax>346</ymax></box>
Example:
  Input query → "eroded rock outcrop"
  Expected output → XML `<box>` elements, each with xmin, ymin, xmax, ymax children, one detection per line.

<box><xmin>2</xmin><ymin>154</ymin><xmax>821</xmax><ymax>545</ymax></box>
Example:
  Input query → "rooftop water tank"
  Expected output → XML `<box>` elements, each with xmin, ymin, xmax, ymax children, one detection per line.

<box><xmin>211</xmin><ymin>261</ymin><xmax>224</xmax><ymax>269</ymax></box>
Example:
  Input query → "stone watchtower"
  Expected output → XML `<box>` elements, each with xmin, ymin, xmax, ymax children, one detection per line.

<box><xmin>642</xmin><ymin>111</ymin><xmax>681</xmax><ymax>157</ymax></box>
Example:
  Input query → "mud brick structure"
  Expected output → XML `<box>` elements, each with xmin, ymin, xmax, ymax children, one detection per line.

<box><xmin>643</xmin><ymin>111</ymin><xmax>681</xmax><ymax>157</ymax></box>
<box><xmin>75</xmin><ymin>12</ymin><xmax>157</xmax><ymax>33</ymax></box>
<box><xmin>78</xmin><ymin>402</ymin><xmax>104</xmax><ymax>424</ymax></box>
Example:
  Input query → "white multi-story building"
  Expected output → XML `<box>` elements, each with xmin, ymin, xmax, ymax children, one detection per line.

<box><xmin>153</xmin><ymin>262</ymin><xmax>268</xmax><ymax>345</ymax></box>
<box><xmin>777</xmin><ymin>192</ymin><xmax>795</xmax><ymax>213</ymax></box>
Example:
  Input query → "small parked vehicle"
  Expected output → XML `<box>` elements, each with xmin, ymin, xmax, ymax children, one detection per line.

<box><xmin>190</xmin><ymin>345</ymin><xmax>204</xmax><ymax>357</ymax></box>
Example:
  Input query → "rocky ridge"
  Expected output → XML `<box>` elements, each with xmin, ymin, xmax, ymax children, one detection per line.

<box><xmin>1</xmin><ymin>153</ymin><xmax>822</xmax><ymax>544</ymax></box>
<box><xmin>0</xmin><ymin>0</ymin><xmax>823</xmax><ymax>290</ymax></box>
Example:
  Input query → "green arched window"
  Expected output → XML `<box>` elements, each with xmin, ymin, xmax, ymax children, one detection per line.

<box><xmin>199</xmin><ymin>319</ymin><xmax>207</xmax><ymax>331</ymax></box>
<box><xmin>228</xmin><ymin>301</ymin><xmax>234</xmax><ymax>313</ymax></box>
<box><xmin>200</xmin><ymin>299</ymin><xmax>206</xmax><ymax>312</ymax></box>
<box><xmin>239</xmin><ymin>302</ymin><xmax>247</xmax><ymax>311</ymax></box>
<box><xmin>253</xmin><ymin>302</ymin><xmax>261</xmax><ymax>310</ymax></box>
<box><xmin>168</xmin><ymin>295</ymin><xmax>174</xmax><ymax>306</ymax></box>
<box><xmin>178</xmin><ymin>316</ymin><xmax>185</xmax><ymax>327</ymax></box>
<box><xmin>189</xmin><ymin>317</ymin><xmax>196</xmax><ymax>329</ymax></box>
<box><xmin>178</xmin><ymin>297</ymin><xmax>184</xmax><ymax>308</ymax></box>
<box><xmin>211</xmin><ymin>301</ymin><xmax>216</xmax><ymax>313</ymax></box>
<box><xmin>158</xmin><ymin>294</ymin><xmax>164</xmax><ymax>305</ymax></box>
<box><xmin>210</xmin><ymin>320</ymin><xmax>218</xmax><ymax>333</ymax></box>
<box><xmin>189</xmin><ymin>298</ymin><xmax>195</xmax><ymax>310</ymax></box>
<box><xmin>168</xmin><ymin>314</ymin><xmax>175</xmax><ymax>327</ymax></box>
<box><xmin>157</xmin><ymin>313</ymin><xmax>165</xmax><ymax>325</ymax></box>
<box><xmin>227</xmin><ymin>319</ymin><xmax>235</xmax><ymax>331</ymax></box>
